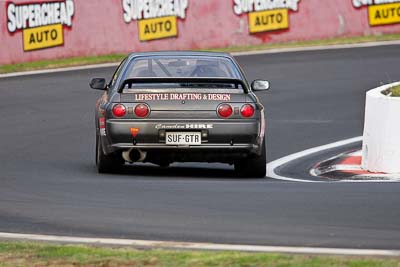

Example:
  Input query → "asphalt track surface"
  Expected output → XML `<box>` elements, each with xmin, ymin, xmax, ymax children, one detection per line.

<box><xmin>1</xmin><ymin>46</ymin><xmax>400</xmax><ymax>249</ymax></box>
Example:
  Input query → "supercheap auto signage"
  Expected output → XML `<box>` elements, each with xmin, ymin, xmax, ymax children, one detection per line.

<box><xmin>233</xmin><ymin>0</ymin><xmax>301</xmax><ymax>33</ymax></box>
<box><xmin>353</xmin><ymin>0</ymin><xmax>400</xmax><ymax>26</ymax></box>
<box><xmin>6</xmin><ymin>0</ymin><xmax>74</xmax><ymax>51</ymax></box>
<box><xmin>122</xmin><ymin>0</ymin><xmax>188</xmax><ymax>41</ymax></box>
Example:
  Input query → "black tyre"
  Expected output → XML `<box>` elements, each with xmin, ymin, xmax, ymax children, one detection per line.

<box><xmin>234</xmin><ymin>139</ymin><xmax>266</xmax><ymax>178</ymax></box>
<box><xmin>96</xmin><ymin>135</ymin><xmax>123</xmax><ymax>173</ymax></box>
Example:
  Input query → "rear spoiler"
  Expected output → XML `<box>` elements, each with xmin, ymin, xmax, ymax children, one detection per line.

<box><xmin>118</xmin><ymin>77</ymin><xmax>248</xmax><ymax>93</ymax></box>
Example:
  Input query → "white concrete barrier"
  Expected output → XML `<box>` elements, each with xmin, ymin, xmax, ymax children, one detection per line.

<box><xmin>362</xmin><ymin>82</ymin><xmax>400</xmax><ymax>174</ymax></box>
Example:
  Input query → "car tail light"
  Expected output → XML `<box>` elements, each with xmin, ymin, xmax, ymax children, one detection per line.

<box><xmin>218</xmin><ymin>104</ymin><xmax>233</xmax><ymax>118</ymax></box>
<box><xmin>240</xmin><ymin>104</ymin><xmax>255</xmax><ymax>118</ymax></box>
<box><xmin>134</xmin><ymin>104</ymin><xmax>149</xmax><ymax>118</ymax></box>
<box><xmin>112</xmin><ymin>104</ymin><xmax>126</xmax><ymax>117</ymax></box>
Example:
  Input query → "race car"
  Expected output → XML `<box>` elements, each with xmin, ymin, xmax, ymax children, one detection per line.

<box><xmin>91</xmin><ymin>51</ymin><xmax>269</xmax><ymax>177</ymax></box>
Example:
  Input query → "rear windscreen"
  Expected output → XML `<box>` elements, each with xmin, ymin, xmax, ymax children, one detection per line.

<box><xmin>123</xmin><ymin>56</ymin><xmax>241</xmax><ymax>79</ymax></box>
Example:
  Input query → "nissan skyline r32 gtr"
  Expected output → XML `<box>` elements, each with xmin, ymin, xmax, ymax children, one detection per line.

<box><xmin>91</xmin><ymin>51</ymin><xmax>270</xmax><ymax>178</ymax></box>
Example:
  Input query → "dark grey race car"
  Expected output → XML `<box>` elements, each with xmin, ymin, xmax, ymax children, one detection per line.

<box><xmin>91</xmin><ymin>51</ymin><xmax>269</xmax><ymax>177</ymax></box>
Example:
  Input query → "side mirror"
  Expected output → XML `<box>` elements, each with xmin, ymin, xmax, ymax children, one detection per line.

<box><xmin>251</xmin><ymin>80</ymin><xmax>270</xmax><ymax>91</ymax></box>
<box><xmin>90</xmin><ymin>78</ymin><xmax>107</xmax><ymax>90</ymax></box>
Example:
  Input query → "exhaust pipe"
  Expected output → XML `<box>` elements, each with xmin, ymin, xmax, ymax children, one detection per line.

<box><xmin>122</xmin><ymin>149</ymin><xmax>147</xmax><ymax>163</ymax></box>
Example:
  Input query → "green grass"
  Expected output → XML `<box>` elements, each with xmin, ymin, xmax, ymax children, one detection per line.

<box><xmin>0</xmin><ymin>54</ymin><xmax>125</xmax><ymax>74</ymax></box>
<box><xmin>206</xmin><ymin>33</ymin><xmax>400</xmax><ymax>53</ymax></box>
<box><xmin>1</xmin><ymin>33</ymin><xmax>400</xmax><ymax>74</ymax></box>
<box><xmin>0</xmin><ymin>242</ymin><xmax>399</xmax><ymax>267</ymax></box>
<box><xmin>390</xmin><ymin>85</ymin><xmax>400</xmax><ymax>97</ymax></box>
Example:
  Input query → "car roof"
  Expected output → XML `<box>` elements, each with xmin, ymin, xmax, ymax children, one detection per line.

<box><xmin>127</xmin><ymin>51</ymin><xmax>233</xmax><ymax>60</ymax></box>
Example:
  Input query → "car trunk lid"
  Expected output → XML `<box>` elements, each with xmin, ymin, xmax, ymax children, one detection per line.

<box><xmin>120</xmin><ymin>88</ymin><xmax>248</xmax><ymax>111</ymax></box>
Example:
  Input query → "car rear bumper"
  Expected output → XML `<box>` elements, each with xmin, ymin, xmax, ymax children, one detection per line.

<box><xmin>108</xmin><ymin>144</ymin><xmax>261</xmax><ymax>164</ymax></box>
<box><xmin>101</xmin><ymin>119</ymin><xmax>264</xmax><ymax>161</ymax></box>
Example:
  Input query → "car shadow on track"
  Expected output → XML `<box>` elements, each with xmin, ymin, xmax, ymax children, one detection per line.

<box><xmin>94</xmin><ymin>163</ymin><xmax>265</xmax><ymax>181</ymax></box>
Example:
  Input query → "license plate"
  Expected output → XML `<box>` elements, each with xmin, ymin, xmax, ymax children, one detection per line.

<box><xmin>166</xmin><ymin>132</ymin><xmax>201</xmax><ymax>145</ymax></box>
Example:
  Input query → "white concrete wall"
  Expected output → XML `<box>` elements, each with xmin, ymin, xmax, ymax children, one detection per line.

<box><xmin>362</xmin><ymin>82</ymin><xmax>400</xmax><ymax>174</ymax></box>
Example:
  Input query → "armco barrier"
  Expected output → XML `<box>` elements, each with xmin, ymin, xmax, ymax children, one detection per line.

<box><xmin>1</xmin><ymin>0</ymin><xmax>400</xmax><ymax>65</ymax></box>
<box><xmin>362</xmin><ymin>82</ymin><xmax>400</xmax><ymax>174</ymax></box>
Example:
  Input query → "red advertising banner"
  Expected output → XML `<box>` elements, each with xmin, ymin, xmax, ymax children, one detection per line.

<box><xmin>1</xmin><ymin>0</ymin><xmax>400</xmax><ymax>65</ymax></box>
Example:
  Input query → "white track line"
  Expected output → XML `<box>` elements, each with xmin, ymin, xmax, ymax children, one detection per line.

<box><xmin>0</xmin><ymin>232</ymin><xmax>399</xmax><ymax>257</ymax></box>
<box><xmin>232</xmin><ymin>40</ymin><xmax>400</xmax><ymax>56</ymax></box>
<box><xmin>348</xmin><ymin>150</ymin><xmax>362</xmax><ymax>157</ymax></box>
<box><xmin>266</xmin><ymin>136</ymin><xmax>363</xmax><ymax>182</ymax></box>
<box><xmin>311</xmin><ymin>164</ymin><xmax>363</xmax><ymax>176</ymax></box>
<box><xmin>0</xmin><ymin>62</ymin><xmax>119</xmax><ymax>78</ymax></box>
<box><xmin>1</xmin><ymin>40</ymin><xmax>400</xmax><ymax>78</ymax></box>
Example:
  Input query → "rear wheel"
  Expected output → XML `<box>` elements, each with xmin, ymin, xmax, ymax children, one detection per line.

<box><xmin>96</xmin><ymin>135</ymin><xmax>123</xmax><ymax>173</ymax></box>
<box><xmin>234</xmin><ymin>139</ymin><xmax>266</xmax><ymax>178</ymax></box>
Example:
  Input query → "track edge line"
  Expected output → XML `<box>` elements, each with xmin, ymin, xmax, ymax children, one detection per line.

<box><xmin>266</xmin><ymin>136</ymin><xmax>363</xmax><ymax>182</ymax></box>
<box><xmin>2</xmin><ymin>40</ymin><xmax>400</xmax><ymax>78</ymax></box>
<box><xmin>0</xmin><ymin>232</ymin><xmax>399</xmax><ymax>256</ymax></box>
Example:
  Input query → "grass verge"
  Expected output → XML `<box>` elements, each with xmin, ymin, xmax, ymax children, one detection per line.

<box><xmin>0</xmin><ymin>241</ymin><xmax>399</xmax><ymax>267</ymax></box>
<box><xmin>0</xmin><ymin>54</ymin><xmax>125</xmax><ymax>74</ymax></box>
<box><xmin>1</xmin><ymin>33</ymin><xmax>400</xmax><ymax>74</ymax></box>
<box><xmin>382</xmin><ymin>85</ymin><xmax>400</xmax><ymax>97</ymax></box>
<box><xmin>207</xmin><ymin>33</ymin><xmax>400</xmax><ymax>53</ymax></box>
<box><xmin>390</xmin><ymin>85</ymin><xmax>400</xmax><ymax>97</ymax></box>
